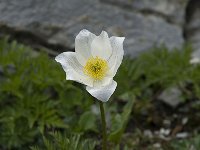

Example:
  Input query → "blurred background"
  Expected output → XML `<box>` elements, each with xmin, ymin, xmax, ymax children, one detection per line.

<box><xmin>1</xmin><ymin>0</ymin><xmax>200</xmax><ymax>57</ymax></box>
<box><xmin>0</xmin><ymin>0</ymin><xmax>200</xmax><ymax>150</ymax></box>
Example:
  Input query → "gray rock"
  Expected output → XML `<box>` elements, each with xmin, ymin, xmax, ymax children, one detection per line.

<box><xmin>143</xmin><ymin>130</ymin><xmax>153</xmax><ymax>138</ymax></box>
<box><xmin>101</xmin><ymin>0</ymin><xmax>189</xmax><ymax>25</ymax></box>
<box><xmin>158</xmin><ymin>87</ymin><xmax>183</xmax><ymax>108</ymax></box>
<box><xmin>153</xmin><ymin>143</ymin><xmax>161</xmax><ymax>148</ymax></box>
<box><xmin>0</xmin><ymin>0</ymin><xmax>184</xmax><ymax>57</ymax></box>
<box><xmin>6</xmin><ymin>64</ymin><xmax>16</xmax><ymax>75</ymax></box>
<box><xmin>0</xmin><ymin>65</ymin><xmax>3</xmax><ymax>76</ymax></box>
<box><xmin>160</xmin><ymin>128</ymin><xmax>170</xmax><ymax>136</ymax></box>
<box><xmin>163</xmin><ymin>119</ymin><xmax>171</xmax><ymax>127</ymax></box>
<box><xmin>0</xmin><ymin>65</ymin><xmax>5</xmax><ymax>82</ymax></box>
<box><xmin>186</xmin><ymin>0</ymin><xmax>200</xmax><ymax>30</ymax></box>
<box><xmin>182</xmin><ymin>117</ymin><xmax>188</xmax><ymax>125</ymax></box>
<box><xmin>176</xmin><ymin>132</ymin><xmax>189</xmax><ymax>139</ymax></box>
<box><xmin>185</xmin><ymin>0</ymin><xmax>200</xmax><ymax>60</ymax></box>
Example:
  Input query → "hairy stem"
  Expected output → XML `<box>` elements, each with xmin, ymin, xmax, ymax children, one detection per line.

<box><xmin>99</xmin><ymin>101</ymin><xmax>107</xmax><ymax>150</ymax></box>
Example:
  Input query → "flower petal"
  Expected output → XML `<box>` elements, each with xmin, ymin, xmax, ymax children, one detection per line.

<box><xmin>91</xmin><ymin>31</ymin><xmax>112</xmax><ymax>60</ymax></box>
<box><xmin>75</xmin><ymin>29</ymin><xmax>96</xmax><ymax>65</ymax></box>
<box><xmin>86</xmin><ymin>80</ymin><xmax>117</xmax><ymax>102</ymax></box>
<box><xmin>55</xmin><ymin>52</ymin><xmax>93</xmax><ymax>87</ymax></box>
<box><xmin>107</xmin><ymin>36</ymin><xmax>125</xmax><ymax>76</ymax></box>
<box><xmin>93</xmin><ymin>76</ymin><xmax>113</xmax><ymax>87</ymax></box>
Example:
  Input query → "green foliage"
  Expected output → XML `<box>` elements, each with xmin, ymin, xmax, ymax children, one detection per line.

<box><xmin>30</xmin><ymin>132</ymin><xmax>96</xmax><ymax>150</ymax></box>
<box><xmin>109</xmin><ymin>94</ymin><xmax>135</xmax><ymax>144</ymax></box>
<box><xmin>115</xmin><ymin>45</ymin><xmax>200</xmax><ymax>107</ymax></box>
<box><xmin>170</xmin><ymin>134</ymin><xmax>200</xmax><ymax>150</ymax></box>
<box><xmin>137</xmin><ymin>46</ymin><xmax>191</xmax><ymax>86</ymax></box>
<box><xmin>78</xmin><ymin>111</ymin><xmax>97</xmax><ymax>132</ymax></box>
<box><xmin>0</xmin><ymin>38</ymin><xmax>96</xmax><ymax>149</ymax></box>
<box><xmin>116</xmin><ymin>46</ymin><xmax>192</xmax><ymax>95</ymax></box>
<box><xmin>1</xmin><ymin>37</ymin><xmax>200</xmax><ymax>149</ymax></box>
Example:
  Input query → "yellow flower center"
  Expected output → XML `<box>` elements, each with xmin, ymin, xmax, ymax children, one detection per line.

<box><xmin>84</xmin><ymin>57</ymin><xmax>108</xmax><ymax>80</ymax></box>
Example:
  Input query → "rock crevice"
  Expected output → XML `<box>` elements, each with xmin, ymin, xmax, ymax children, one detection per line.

<box><xmin>184</xmin><ymin>0</ymin><xmax>200</xmax><ymax>56</ymax></box>
<box><xmin>0</xmin><ymin>24</ymin><xmax>72</xmax><ymax>56</ymax></box>
<box><xmin>0</xmin><ymin>0</ymin><xmax>198</xmax><ymax>57</ymax></box>
<box><xmin>100</xmin><ymin>0</ymin><xmax>187</xmax><ymax>26</ymax></box>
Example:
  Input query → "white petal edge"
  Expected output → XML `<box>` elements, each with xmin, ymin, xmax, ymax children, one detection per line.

<box><xmin>91</xmin><ymin>31</ymin><xmax>112</xmax><ymax>60</ymax></box>
<box><xmin>75</xmin><ymin>29</ymin><xmax>96</xmax><ymax>66</ymax></box>
<box><xmin>107</xmin><ymin>36</ymin><xmax>125</xmax><ymax>76</ymax></box>
<box><xmin>86</xmin><ymin>80</ymin><xmax>117</xmax><ymax>102</ymax></box>
<box><xmin>55</xmin><ymin>52</ymin><xmax>93</xmax><ymax>87</ymax></box>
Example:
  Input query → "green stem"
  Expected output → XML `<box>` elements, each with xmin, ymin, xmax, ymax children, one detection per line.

<box><xmin>99</xmin><ymin>101</ymin><xmax>107</xmax><ymax>150</ymax></box>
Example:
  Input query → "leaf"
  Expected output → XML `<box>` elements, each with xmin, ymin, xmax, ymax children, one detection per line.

<box><xmin>109</xmin><ymin>94</ymin><xmax>135</xmax><ymax>144</ymax></box>
<box><xmin>35</xmin><ymin>132</ymin><xmax>96</xmax><ymax>150</ymax></box>
<box><xmin>78</xmin><ymin>111</ymin><xmax>97</xmax><ymax>132</ymax></box>
<box><xmin>30</xmin><ymin>146</ymin><xmax>41</xmax><ymax>150</ymax></box>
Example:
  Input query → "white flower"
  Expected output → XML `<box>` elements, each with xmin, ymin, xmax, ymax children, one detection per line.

<box><xmin>55</xmin><ymin>29</ymin><xmax>125</xmax><ymax>102</ymax></box>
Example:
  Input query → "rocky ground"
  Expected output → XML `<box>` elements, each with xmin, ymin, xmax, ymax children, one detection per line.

<box><xmin>0</xmin><ymin>0</ymin><xmax>199</xmax><ymax>57</ymax></box>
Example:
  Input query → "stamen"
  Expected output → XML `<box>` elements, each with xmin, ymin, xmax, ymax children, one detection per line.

<box><xmin>84</xmin><ymin>57</ymin><xmax>108</xmax><ymax>80</ymax></box>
